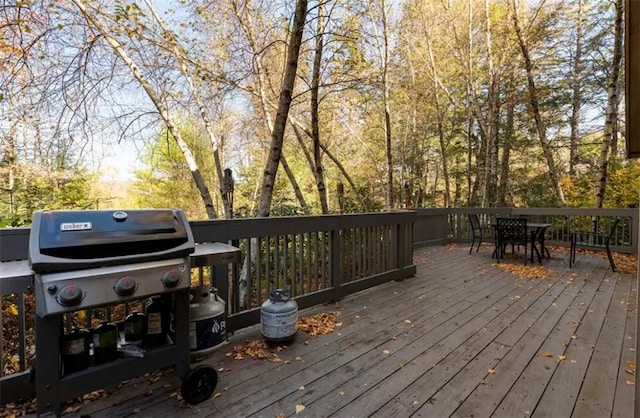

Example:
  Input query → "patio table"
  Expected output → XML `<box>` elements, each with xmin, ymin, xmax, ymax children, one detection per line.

<box><xmin>490</xmin><ymin>221</ymin><xmax>552</xmax><ymax>263</ymax></box>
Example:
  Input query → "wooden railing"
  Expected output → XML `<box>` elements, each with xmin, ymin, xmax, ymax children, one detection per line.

<box><xmin>2</xmin><ymin>207</ymin><xmax>637</xmax><ymax>405</ymax></box>
<box><xmin>0</xmin><ymin>211</ymin><xmax>415</xmax><ymax>404</ymax></box>
<box><xmin>414</xmin><ymin>207</ymin><xmax>638</xmax><ymax>255</ymax></box>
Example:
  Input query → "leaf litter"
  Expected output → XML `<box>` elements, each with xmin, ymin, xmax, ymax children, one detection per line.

<box><xmin>231</xmin><ymin>311</ymin><xmax>342</xmax><ymax>362</ymax></box>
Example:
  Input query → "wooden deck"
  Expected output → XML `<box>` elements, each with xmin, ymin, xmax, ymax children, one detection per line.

<box><xmin>65</xmin><ymin>244</ymin><xmax>636</xmax><ymax>418</ymax></box>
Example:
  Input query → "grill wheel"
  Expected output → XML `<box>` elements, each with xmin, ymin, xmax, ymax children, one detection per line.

<box><xmin>181</xmin><ymin>365</ymin><xmax>218</xmax><ymax>404</ymax></box>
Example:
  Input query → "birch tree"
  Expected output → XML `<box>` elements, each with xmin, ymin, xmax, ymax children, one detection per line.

<box><xmin>142</xmin><ymin>0</ymin><xmax>232</xmax><ymax>218</ymax></box>
<box><xmin>256</xmin><ymin>0</ymin><xmax>308</xmax><ymax>217</ymax></box>
<box><xmin>310</xmin><ymin>0</ymin><xmax>329</xmax><ymax>213</ymax></box>
<box><xmin>511</xmin><ymin>0</ymin><xmax>567</xmax><ymax>206</ymax></box>
<box><xmin>70</xmin><ymin>0</ymin><xmax>218</xmax><ymax>218</ymax></box>
<box><xmin>569</xmin><ymin>0</ymin><xmax>584</xmax><ymax>175</ymax></box>
<box><xmin>595</xmin><ymin>0</ymin><xmax>623</xmax><ymax>208</ymax></box>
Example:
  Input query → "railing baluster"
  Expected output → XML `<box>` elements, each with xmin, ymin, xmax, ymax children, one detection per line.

<box><xmin>17</xmin><ymin>293</ymin><xmax>26</xmax><ymax>371</ymax></box>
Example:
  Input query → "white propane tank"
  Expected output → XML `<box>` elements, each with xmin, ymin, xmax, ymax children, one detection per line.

<box><xmin>261</xmin><ymin>288</ymin><xmax>298</xmax><ymax>344</ymax></box>
<box><xmin>189</xmin><ymin>288</ymin><xmax>226</xmax><ymax>358</ymax></box>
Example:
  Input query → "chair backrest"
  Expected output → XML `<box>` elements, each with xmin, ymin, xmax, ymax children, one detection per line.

<box><xmin>469</xmin><ymin>214</ymin><xmax>481</xmax><ymax>233</ymax></box>
<box><xmin>607</xmin><ymin>217</ymin><xmax>621</xmax><ymax>240</ymax></box>
<box><xmin>496</xmin><ymin>217</ymin><xmax>527</xmax><ymax>242</ymax></box>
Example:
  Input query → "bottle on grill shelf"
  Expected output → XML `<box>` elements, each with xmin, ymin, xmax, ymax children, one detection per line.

<box><xmin>124</xmin><ymin>311</ymin><xmax>145</xmax><ymax>344</ymax></box>
<box><xmin>92</xmin><ymin>321</ymin><xmax>118</xmax><ymax>364</ymax></box>
<box><xmin>143</xmin><ymin>295</ymin><xmax>170</xmax><ymax>348</ymax></box>
<box><xmin>62</xmin><ymin>328</ymin><xmax>91</xmax><ymax>375</ymax></box>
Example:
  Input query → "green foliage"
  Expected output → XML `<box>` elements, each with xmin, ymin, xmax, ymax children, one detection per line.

<box><xmin>605</xmin><ymin>161</ymin><xmax>640</xmax><ymax>208</ymax></box>
<box><xmin>132</xmin><ymin>123</ymin><xmax>218</xmax><ymax>220</ymax></box>
<box><xmin>0</xmin><ymin>164</ymin><xmax>96</xmax><ymax>227</ymax></box>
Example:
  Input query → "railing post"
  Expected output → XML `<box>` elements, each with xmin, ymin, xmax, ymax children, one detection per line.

<box><xmin>397</xmin><ymin>221</ymin><xmax>406</xmax><ymax>269</ymax></box>
<box><xmin>330</xmin><ymin>228</ymin><xmax>342</xmax><ymax>301</ymax></box>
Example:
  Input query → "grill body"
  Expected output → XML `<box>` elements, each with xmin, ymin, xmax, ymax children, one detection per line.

<box><xmin>27</xmin><ymin>209</ymin><xmax>201</xmax><ymax>416</ymax></box>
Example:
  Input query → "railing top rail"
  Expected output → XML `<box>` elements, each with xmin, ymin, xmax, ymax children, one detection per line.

<box><xmin>0</xmin><ymin>211</ymin><xmax>417</xmax><ymax>262</ymax></box>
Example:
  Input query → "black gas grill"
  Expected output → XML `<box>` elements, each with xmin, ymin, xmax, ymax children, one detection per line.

<box><xmin>29</xmin><ymin>209</ymin><xmax>193</xmax><ymax>317</ymax></box>
<box><xmin>26</xmin><ymin>209</ymin><xmax>220</xmax><ymax>416</ymax></box>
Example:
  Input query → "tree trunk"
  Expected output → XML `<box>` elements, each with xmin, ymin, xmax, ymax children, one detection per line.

<box><xmin>256</xmin><ymin>0</ymin><xmax>308</xmax><ymax>217</ymax></box>
<box><xmin>310</xmin><ymin>1</ymin><xmax>329</xmax><ymax>214</ymax></box>
<box><xmin>426</xmin><ymin>35</ymin><xmax>451</xmax><ymax>207</ymax></box>
<box><xmin>280</xmin><ymin>153</ymin><xmax>311</xmax><ymax>215</ymax></box>
<box><xmin>569</xmin><ymin>0</ymin><xmax>584</xmax><ymax>175</ymax></box>
<box><xmin>289</xmin><ymin>115</ymin><xmax>363</xmax><ymax>206</ymax></box>
<box><xmin>595</xmin><ymin>0</ymin><xmax>623</xmax><ymax>208</ymax></box>
<box><xmin>379</xmin><ymin>0</ymin><xmax>394</xmax><ymax>210</ymax></box>
<box><xmin>71</xmin><ymin>0</ymin><xmax>217</xmax><ymax>219</ymax></box>
<box><xmin>484</xmin><ymin>0</ymin><xmax>500</xmax><ymax>207</ymax></box>
<box><xmin>143</xmin><ymin>0</ymin><xmax>230</xmax><ymax>218</ymax></box>
<box><xmin>511</xmin><ymin>0</ymin><xmax>566</xmax><ymax>206</ymax></box>
<box><xmin>498</xmin><ymin>99</ymin><xmax>514</xmax><ymax>205</ymax></box>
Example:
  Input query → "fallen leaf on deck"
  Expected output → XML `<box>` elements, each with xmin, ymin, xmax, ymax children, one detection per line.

<box><xmin>626</xmin><ymin>380</ymin><xmax>635</xmax><ymax>386</ymax></box>
<box><xmin>295</xmin><ymin>356</ymin><xmax>302</xmax><ymax>361</ymax></box>
<box><xmin>540</xmin><ymin>351</ymin><xmax>553</xmax><ymax>358</ymax></box>
<box><xmin>339</xmin><ymin>390</ymin><xmax>345</xmax><ymax>396</ymax></box>
<box><xmin>383</xmin><ymin>350</ymin><xmax>390</xmax><ymax>354</ymax></box>
<box><xmin>494</xmin><ymin>264</ymin><xmax>552</xmax><ymax>279</ymax></box>
<box><xmin>132</xmin><ymin>407</ymin><xmax>141</xmax><ymax>414</ymax></box>
<box><xmin>277</xmin><ymin>414</ymin><xmax>286</xmax><ymax>418</ymax></box>
<box><xmin>558</xmin><ymin>355</ymin><xmax>567</xmax><ymax>361</ymax></box>
<box><xmin>299</xmin><ymin>386</ymin><xmax>305</xmax><ymax>391</ymax></box>
<box><xmin>63</xmin><ymin>405</ymin><xmax>82</xmax><ymax>414</ymax></box>
<box><xmin>570</xmin><ymin>360</ymin><xmax>577</xmax><ymax>364</ymax></box>
<box><xmin>213</xmin><ymin>392</ymin><xmax>222</xmax><ymax>399</ymax></box>
<box><xmin>487</xmin><ymin>368</ymin><xmax>496</xmax><ymax>374</ymax></box>
<box><xmin>232</xmin><ymin>339</ymin><xmax>289</xmax><ymax>361</ymax></box>
<box><xmin>571</xmin><ymin>335</ymin><xmax>578</xmax><ymax>339</ymax></box>
<box><xmin>404</xmin><ymin>319</ymin><xmax>412</xmax><ymax>324</ymax></box>
<box><xmin>627</xmin><ymin>361</ymin><xmax>636</xmax><ymax>375</ymax></box>
<box><xmin>296</xmin><ymin>404</ymin><xmax>306</xmax><ymax>414</ymax></box>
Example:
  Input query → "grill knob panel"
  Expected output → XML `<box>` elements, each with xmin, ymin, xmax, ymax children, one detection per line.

<box><xmin>57</xmin><ymin>285</ymin><xmax>83</xmax><ymax>307</ymax></box>
<box><xmin>114</xmin><ymin>276</ymin><xmax>137</xmax><ymax>296</ymax></box>
<box><xmin>161</xmin><ymin>269</ymin><xmax>182</xmax><ymax>288</ymax></box>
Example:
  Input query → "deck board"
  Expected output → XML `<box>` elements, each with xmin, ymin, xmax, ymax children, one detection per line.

<box><xmin>573</xmin><ymin>271</ymin><xmax>633</xmax><ymax>417</ymax></box>
<box><xmin>60</xmin><ymin>245</ymin><xmax>636</xmax><ymax>418</ymax></box>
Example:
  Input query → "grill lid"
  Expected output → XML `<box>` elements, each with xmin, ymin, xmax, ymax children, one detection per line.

<box><xmin>28</xmin><ymin>209</ymin><xmax>195</xmax><ymax>273</ymax></box>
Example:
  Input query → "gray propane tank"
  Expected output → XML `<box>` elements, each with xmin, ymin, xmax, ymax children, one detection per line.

<box><xmin>260</xmin><ymin>288</ymin><xmax>298</xmax><ymax>344</ymax></box>
<box><xmin>189</xmin><ymin>288</ymin><xmax>226</xmax><ymax>359</ymax></box>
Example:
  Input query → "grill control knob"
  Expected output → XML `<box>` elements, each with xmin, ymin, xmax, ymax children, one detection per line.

<box><xmin>57</xmin><ymin>284</ymin><xmax>83</xmax><ymax>307</ymax></box>
<box><xmin>114</xmin><ymin>276</ymin><xmax>137</xmax><ymax>296</ymax></box>
<box><xmin>161</xmin><ymin>269</ymin><xmax>182</xmax><ymax>288</ymax></box>
<box><xmin>47</xmin><ymin>285</ymin><xmax>58</xmax><ymax>294</ymax></box>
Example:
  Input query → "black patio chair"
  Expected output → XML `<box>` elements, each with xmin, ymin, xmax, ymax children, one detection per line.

<box><xmin>496</xmin><ymin>217</ymin><xmax>528</xmax><ymax>265</ymax></box>
<box><xmin>468</xmin><ymin>214</ymin><xmax>489</xmax><ymax>254</ymax></box>
<box><xmin>570</xmin><ymin>217</ymin><xmax>621</xmax><ymax>271</ymax></box>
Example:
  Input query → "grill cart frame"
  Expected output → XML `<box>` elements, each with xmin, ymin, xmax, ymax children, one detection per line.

<box><xmin>21</xmin><ymin>209</ymin><xmax>239</xmax><ymax>416</ymax></box>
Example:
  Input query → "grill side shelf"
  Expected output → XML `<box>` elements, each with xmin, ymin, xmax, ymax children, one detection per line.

<box><xmin>0</xmin><ymin>260</ymin><xmax>34</xmax><ymax>294</ymax></box>
<box><xmin>190</xmin><ymin>242</ymin><xmax>241</xmax><ymax>268</ymax></box>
